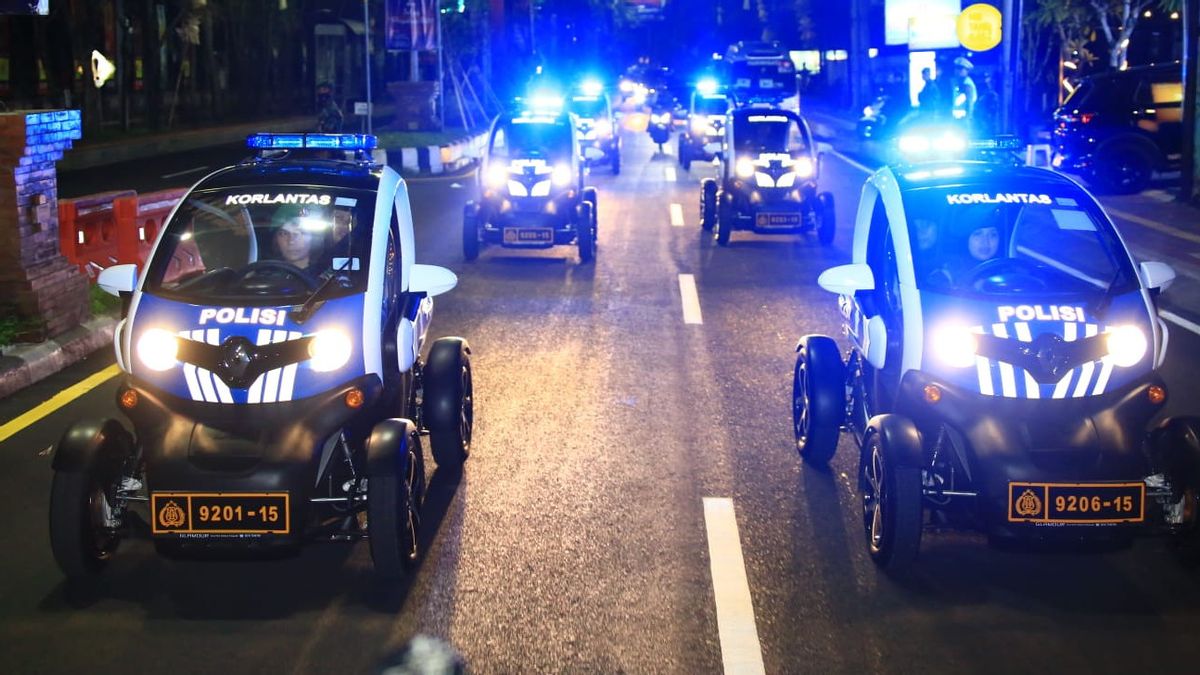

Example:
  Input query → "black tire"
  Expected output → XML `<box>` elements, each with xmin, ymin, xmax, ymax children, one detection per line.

<box><xmin>679</xmin><ymin>137</ymin><xmax>692</xmax><ymax>171</ymax></box>
<box><xmin>576</xmin><ymin>201</ymin><xmax>596</xmax><ymax>263</ymax></box>
<box><xmin>49</xmin><ymin>461</ymin><xmax>122</xmax><ymax>580</ymax></box>
<box><xmin>423</xmin><ymin>337</ymin><xmax>474</xmax><ymax>469</ymax></box>
<box><xmin>583</xmin><ymin>188</ymin><xmax>599</xmax><ymax>227</ymax></box>
<box><xmin>793</xmin><ymin>335</ymin><xmax>845</xmax><ymax>465</ymax></box>
<box><xmin>700</xmin><ymin>180</ymin><xmax>717</xmax><ymax>232</ymax></box>
<box><xmin>817</xmin><ymin>192</ymin><xmax>836</xmax><ymax>246</ymax></box>
<box><xmin>612</xmin><ymin>150</ymin><xmax>621</xmax><ymax>175</ymax></box>
<box><xmin>716</xmin><ymin>194</ymin><xmax>733</xmax><ymax>246</ymax></box>
<box><xmin>860</xmin><ymin>431</ymin><xmax>922</xmax><ymax>573</ymax></box>
<box><xmin>1092</xmin><ymin>144</ymin><xmax>1154</xmax><ymax>194</ymax></box>
<box><xmin>368</xmin><ymin>422</ymin><xmax>426</xmax><ymax>581</ymax></box>
<box><xmin>462</xmin><ymin>205</ymin><xmax>480</xmax><ymax>262</ymax></box>
<box><xmin>1152</xmin><ymin>417</ymin><xmax>1200</xmax><ymax>563</ymax></box>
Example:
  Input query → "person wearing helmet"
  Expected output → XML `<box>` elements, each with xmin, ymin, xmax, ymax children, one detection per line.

<box><xmin>316</xmin><ymin>82</ymin><xmax>344</xmax><ymax>133</ymax></box>
<box><xmin>951</xmin><ymin>57</ymin><xmax>977</xmax><ymax>122</ymax></box>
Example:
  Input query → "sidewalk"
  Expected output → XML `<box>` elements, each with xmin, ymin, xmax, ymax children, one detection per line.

<box><xmin>0</xmin><ymin>315</ymin><xmax>117</xmax><ymax>400</ymax></box>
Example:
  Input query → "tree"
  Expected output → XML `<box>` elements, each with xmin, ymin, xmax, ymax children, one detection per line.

<box><xmin>1088</xmin><ymin>0</ymin><xmax>1182</xmax><ymax>70</ymax></box>
<box><xmin>1023</xmin><ymin>0</ymin><xmax>1097</xmax><ymax>112</ymax></box>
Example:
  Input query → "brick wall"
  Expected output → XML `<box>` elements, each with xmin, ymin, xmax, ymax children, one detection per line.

<box><xmin>0</xmin><ymin>110</ymin><xmax>87</xmax><ymax>340</ymax></box>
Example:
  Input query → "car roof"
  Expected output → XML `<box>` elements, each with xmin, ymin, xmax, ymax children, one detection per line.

<box><xmin>499</xmin><ymin>110</ymin><xmax>573</xmax><ymax>125</ymax></box>
<box><xmin>731</xmin><ymin>108</ymin><xmax>802</xmax><ymax>123</ymax></box>
<box><xmin>889</xmin><ymin>161</ymin><xmax>1085</xmax><ymax>193</ymax></box>
<box><xmin>1085</xmin><ymin>61</ymin><xmax>1180</xmax><ymax>81</ymax></box>
<box><xmin>195</xmin><ymin>159</ymin><xmax>383</xmax><ymax>192</ymax></box>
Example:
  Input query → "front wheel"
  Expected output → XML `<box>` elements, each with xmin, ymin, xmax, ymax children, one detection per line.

<box><xmin>860</xmin><ymin>431</ymin><xmax>922</xmax><ymax>573</ymax></box>
<box><xmin>793</xmin><ymin>335</ymin><xmax>845</xmax><ymax>465</ymax></box>
<box><xmin>817</xmin><ymin>192</ymin><xmax>836</xmax><ymax>246</ymax></box>
<box><xmin>700</xmin><ymin>179</ymin><xmax>717</xmax><ymax>232</ymax></box>
<box><xmin>462</xmin><ymin>205</ymin><xmax>481</xmax><ymax>261</ymax></box>
<box><xmin>716</xmin><ymin>194</ymin><xmax>733</xmax><ymax>246</ymax></box>
<box><xmin>423</xmin><ymin>338</ymin><xmax>474</xmax><ymax>469</ymax></box>
<box><xmin>367</xmin><ymin>421</ymin><xmax>426</xmax><ymax>581</ymax></box>
<box><xmin>49</xmin><ymin>464</ymin><xmax>122</xmax><ymax>580</ymax></box>
<box><xmin>576</xmin><ymin>201</ymin><xmax>596</xmax><ymax>263</ymax></box>
<box><xmin>679</xmin><ymin>137</ymin><xmax>691</xmax><ymax>171</ymax></box>
<box><xmin>612</xmin><ymin>151</ymin><xmax>621</xmax><ymax>175</ymax></box>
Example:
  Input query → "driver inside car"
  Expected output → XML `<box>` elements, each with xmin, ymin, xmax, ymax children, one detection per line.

<box><xmin>271</xmin><ymin>205</ymin><xmax>328</xmax><ymax>274</ymax></box>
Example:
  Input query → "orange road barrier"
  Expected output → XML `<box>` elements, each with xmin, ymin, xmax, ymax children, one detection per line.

<box><xmin>58</xmin><ymin>188</ymin><xmax>186</xmax><ymax>279</ymax></box>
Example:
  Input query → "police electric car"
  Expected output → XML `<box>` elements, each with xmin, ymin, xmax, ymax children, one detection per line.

<box><xmin>699</xmin><ymin>108</ymin><xmax>834</xmax><ymax>246</ymax></box>
<box><xmin>792</xmin><ymin>145</ymin><xmax>1200</xmax><ymax>572</ymax></box>
<box><xmin>49</xmin><ymin>133</ymin><xmax>474</xmax><ymax>584</ymax></box>
<box><xmin>678</xmin><ymin>81</ymin><xmax>729</xmax><ymax>171</ymax></box>
<box><xmin>569</xmin><ymin>80</ymin><xmax>621</xmax><ymax>175</ymax></box>
<box><xmin>463</xmin><ymin>104</ymin><xmax>599</xmax><ymax>262</ymax></box>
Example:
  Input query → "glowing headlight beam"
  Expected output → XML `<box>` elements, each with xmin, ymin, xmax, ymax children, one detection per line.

<box><xmin>137</xmin><ymin>329</ymin><xmax>179</xmax><ymax>372</ymax></box>
<box><xmin>735</xmin><ymin>158</ymin><xmax>756</xmax><ymax>179</ymax></box>
<box><xmin>551</xmin><ymin>164</ymin><xmax>573</xmax><ymax>187</ymax></box>
<box><xmin>308</xmin><ymin>330</ymin><xmax>352</xmax><ymax>372</ymax></box>
<box><xmin>1106</xmin><ymin>325</ymin><xmax>1147</xmax><ymax>367</ymax></box>
<box><xmin>931</xmin><ymin>324</ymin><xmax>979</xmax><ymax>368</ymax></box>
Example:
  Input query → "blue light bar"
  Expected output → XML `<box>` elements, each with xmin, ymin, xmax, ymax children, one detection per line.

<box><xmin>247</xmin><ymin>133</ymin><xmax>378</xmax><ymax>150</ymax></box>
<box><xmin>696</xmin><ymin>78</ymin><xmax>720</xmax><ymax>95</ymax></box>
<box><xmin>968</xmin><ymin>136</ymin><xmax>1023</xmax><ymax>151</ymax></box>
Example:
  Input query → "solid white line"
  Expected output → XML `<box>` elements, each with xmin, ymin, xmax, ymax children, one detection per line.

<box><xmin>670</xmin><ymin>202</ymin><xmax>685</xmax><ymax>227</ymax></box>
<box><xmin>679</xmin><ymin>273</ymin><xmax>703</xmax><ymax>324</ymax></box>
<box><xmin>161</xmin><ymin>165</ymin><xmax>209</xmax><ymax>179</ymax></box>
<box><xmin>1107</xmin><ymin>207</ymin><xmax>1200</xmax><ymax>246</ymax></box>
<box><xmin>703</xmin><ymin>498</ymin><xmax>766</xmax><ymax>675</ymax></box>
<box><xmin>1161</xmin><ymin>310</ymin><xmax>1200</xmax><ymax>338</ymax></box>
<box><xmin>665</xmin><ymin>166</ymin><xmax>677</xmax><ymax>182</ymax></box>
<box><xmin>830</xmin><ymin>149</ymin><xmax>873</xmax><ymax>175</ymax></box>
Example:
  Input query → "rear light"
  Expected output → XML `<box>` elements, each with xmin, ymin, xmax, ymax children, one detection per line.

<box><xmin>1060</xmin><ymin>112</ymin><xmax>1097</xmax><ymax>125</ymax></box>
<box><xmin>1080</xmin><ymin>112</ymin><xmax>1097</xmax><ymax>124</ymax></box>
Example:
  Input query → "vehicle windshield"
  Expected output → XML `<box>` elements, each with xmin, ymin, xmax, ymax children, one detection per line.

<box><xmin>569</xmin><ymin>97</ymin><xmax>608</xmax><ymax>120</ymax></box>
<box><xmin>734</xmin><ymin>115</ymin><xmax>809</xmax><ymax>154</ymax></box>
<box><xmin>491</xmin><ymin>120</ymin><xmax>574</xmax><ymax>163</ymax></box>
<box><xmin>694</xmin><ymin>96</ymin><xmax>728</xmax><ymax>116</ymax></box>
<box><xmin>902</xmin><ymin>184</ymin><xmax>1137</xmax><ymax>298</ymax></box>
<box><xmin>729</xmin><ymin>62</ymin><xmax>793</xmax><ymax>96</ymax></box>
<box><xmin>143</xmin><ymin>186</ymin><xmax>375</xmax><ymax>305</ymax></box>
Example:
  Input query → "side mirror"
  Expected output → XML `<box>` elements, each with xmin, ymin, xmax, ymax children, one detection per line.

<box><xmin>1140</xmin><ymin>261</ymin><xmax>1175</xmax><ymax>292</ymax></box>
<box><xmin>409</xmin><ymin>264</ymin><xmax>457</xmax><ymax>297</ymax></box>
<box><xmin>817</xmin><ymin>263</ymin><xmax>874</xmax><ymax>296</ymax></box>
<box><xmin>97</xmin><ymin>263</ymin><xmax>138</xmax><ymax>297</ymax></box>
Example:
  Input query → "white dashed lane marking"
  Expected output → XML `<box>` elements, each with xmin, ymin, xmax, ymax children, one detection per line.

<box><xmin>678</xmin><ymin>274</ymin><xmax>703</xmax><ymax>324</ymax></box>
<box><xmin>1162</xmin><ymin>310</ymin><xmax>1200</xmax><ymax>338</ymax></box>
<box><xmin>665</xmin><ymin>166</ymin><xmax>677</xmax><ymax>182</ymax></box>
<box><xmin>703</xmin><ymin>498</ymin><xmax>766</xmax><ymax>675</ymax></box>
<box><xmin>670</xmin><ymin>202</ymin><xmax>685</xmax><ymax>227</ymax></box>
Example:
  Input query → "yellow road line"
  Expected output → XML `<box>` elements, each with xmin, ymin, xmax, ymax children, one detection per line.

<box><xmin>0</xmin><ymin>364</ymin><xmax>121</xmax><ymax>444</ymax></box>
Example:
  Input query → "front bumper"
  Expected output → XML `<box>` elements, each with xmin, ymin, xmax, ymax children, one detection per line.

<box><xmin>478</xmin><ymin>193</ymin><xmax>582</xmax><ymax>248</ymax></box>
<box><xmin>726</xmin><ymin>183</ymin><xmax>816</xmax><ymax>233</ymax></box>
<box><xmin>894</xmin><ymin>369</ymin><xmax>1167</xmax><ymax>540</ymax></box>
<box><xmin>121</xmin><ymin>373</ymin><xmax>383</xmax><ymax>548</ymax></box>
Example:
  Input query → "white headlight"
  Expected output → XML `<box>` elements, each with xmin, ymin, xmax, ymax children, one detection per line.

<box><xmin>931</xmin><ymin>324</ymin><xmax>979</xmax><ymax>368</ymax></box>
<box><xmin>308</xmin><ymin>330</ymin><xmax>352</xmax><ymax>372</ymax></box>
<box><xmin>1106</xmin><ymin>325</ymin><xmax>1147</xmax><ymax>368</ymax></box>
<box><xmin>551</xmin><ymin>164</ymin><xmax>572</xmax><ymax>187</ymax></box>
<box><xmin>485</xmin><ymin>163</ymin><xmax>508</xmax><ymax>188</ymax></box>
<box><xmin>596</xmin><ymin>119</ymin><xmax>613</xmax><ymax>136</ymax></box>
<box><xmin>793</xmin><ymin>157</ymin><xmax>815</xmax><ymax>178</ymax></box>
<box><xmin>137</xmin><ymin>328</ymin><xmax>179</xmax><ymax>372</ymax></box>
<box><xmin>898</xmin><ymin>134</ymin><xmax>931</xmax><ymax>155</ymax></box>
<box><xmin>735</xmin><ymin>157</ymin><xmax>756</xmax><ymax>179</ymax></box>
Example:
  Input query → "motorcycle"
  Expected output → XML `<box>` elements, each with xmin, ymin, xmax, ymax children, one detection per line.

<box><xmin>647</xmin><ymin>107</ymin><xmax>674</xmax><ymax>154</ymax></box>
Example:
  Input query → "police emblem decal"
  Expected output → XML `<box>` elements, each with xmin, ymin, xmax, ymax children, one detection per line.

<box><xmin>159</xmin><ymin>500</ymin><xmax>187</xmax><ymax>529</ymax></box>
<box><xmin>1015</xmin><ymin>489</ymin><xmax>1043</xmax><ymax>518</ymax></box>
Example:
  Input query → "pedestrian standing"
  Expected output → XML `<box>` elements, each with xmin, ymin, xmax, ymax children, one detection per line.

<box><xmin>951</xmin><ymin>57</ymin><xmax>977</xmax><ymax>122</ymax></box>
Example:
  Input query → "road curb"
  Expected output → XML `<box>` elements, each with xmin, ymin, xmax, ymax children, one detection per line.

<box><xmin>0</xmin><ymin>315</ymin><xmax>117</xmax><ymax>400</ymax></box>
<box><xmin>389</xmin><ymin>130</ymin><xmax>488</xmax><ymax>175</ymax></box>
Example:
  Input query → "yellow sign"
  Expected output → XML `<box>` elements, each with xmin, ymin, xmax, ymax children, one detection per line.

<box><xmin>957</xmin><ymin>3</ymin><xmax>1003</xmax><ymax>52</ymax></box>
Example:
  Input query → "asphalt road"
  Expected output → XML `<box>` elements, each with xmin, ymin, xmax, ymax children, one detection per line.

<box><xmin>5</xmin><ymin>129</ymin><xmax>1200</xmax><ymax>673</ymax></box>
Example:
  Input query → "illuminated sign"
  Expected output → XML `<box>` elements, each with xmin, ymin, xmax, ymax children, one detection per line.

<box><xmin>886</xmin><ymin>0</ymin><xmax>960</xmax><ymax>45</ymax></box>
<box><xmin>958</xmin><ymin>3</ymin><xmax>1003</xmax><ymax>52</ymax></box>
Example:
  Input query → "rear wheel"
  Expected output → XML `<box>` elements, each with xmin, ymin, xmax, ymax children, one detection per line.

<box><xmin>861</xmin><ymin>432</ymin><xmax>922</xmax><ymax>573</ymax></box>
<box><xmin>462</xmin><ymin>205</ymin><xmax>481</xmax><ymax>261</ymax></box>
<box><xmin>679</xmin><ymin>137</ymin><xmax>692</xmax><ymax>171</ymax></box>
<box><xmin>576</xmin><ymin>201</ymin><xmax>596</xmax><ymax>263</ymax></box>
<box><xmin>700</xmin><ymin>180</ymin><xmax>717</xmax><ymax>232</ymax></box>
<box><xmin>817</xmin><ymin>192</ymin><xmax>836</xmax><ymax>246</ymax></box>
<box><xmin>1092</xmin><ymin>144</ymin><xmax>1154</xmax><ymax>194</ymax></box>
<box><xmin>423</xmin><ymin>338</ymin><xmax>474</xmax><ymax>469</ymax></box>
<box><xmin>612</xmin><ymin>150</ymin><xmax>621</xmax><ymax>175</ymax></box>
<box><xmin>368</xmin><ymin>422</ymin><xmax>426</xmax><ymax>581</ymax></box>
<box><xmin>49</xmin><ymin>460</ymin><xmax>123</xmax><ymax>580</ymax></box>
<box><xmin>793</xmin><ymin>336</ymin><xmax>845</xmax><ymax>465</ymax></box>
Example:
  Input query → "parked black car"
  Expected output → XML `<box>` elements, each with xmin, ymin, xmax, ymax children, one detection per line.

<box><xmin>1052</xmin><ymin>62</ymin><xmax>1183</xmax><ymax>194</ymax></box>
